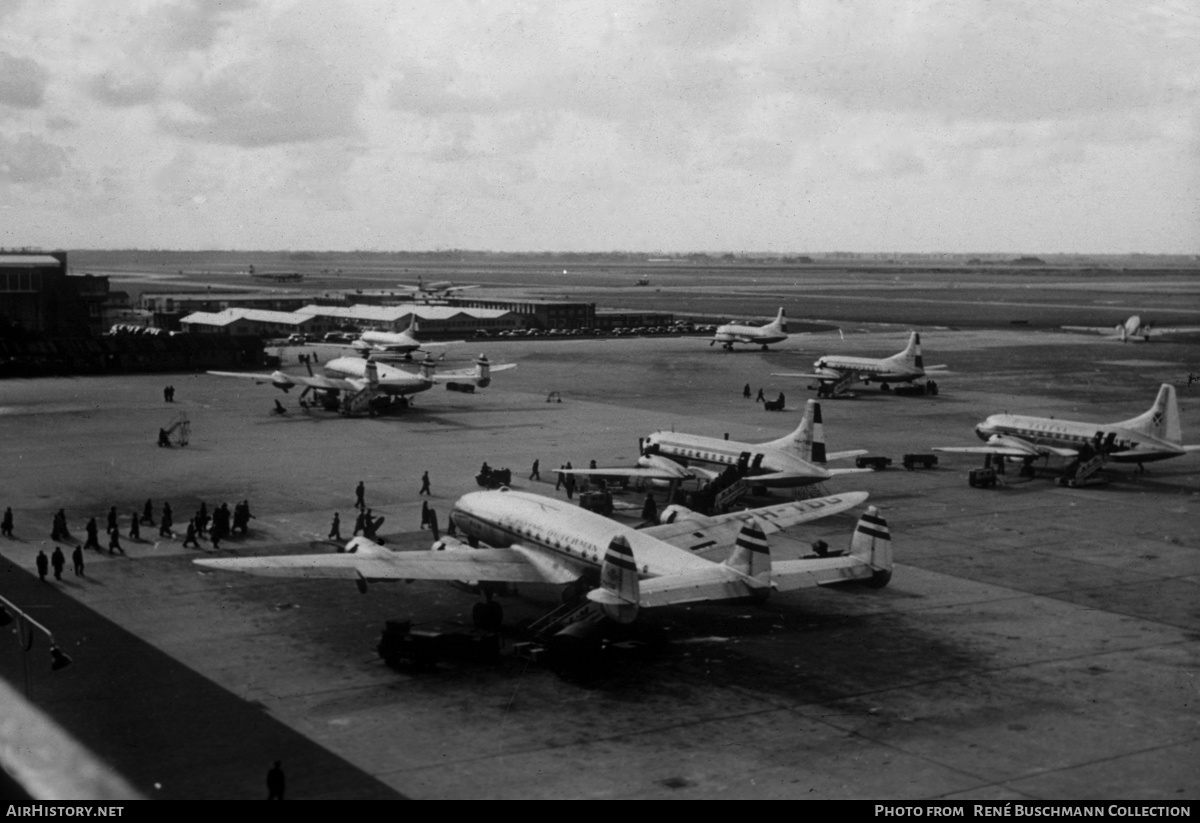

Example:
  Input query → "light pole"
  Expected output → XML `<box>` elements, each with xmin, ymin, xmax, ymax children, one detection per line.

<box><xmin>0</xmin><ymin>595</ymin><xmax>72</xmax><ymax>697</ymax></box>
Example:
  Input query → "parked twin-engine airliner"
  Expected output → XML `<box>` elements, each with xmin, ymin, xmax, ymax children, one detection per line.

<box><xmin>209</xmin><ymin>353</ymin><xmax>514</xmax><ymax>416</ymax></box>
<box><xmin>195</xmin><ymin>487</ymin><xmax>891</xmax><ymax>632</ymax></box>
<box><xmin>636</xmin><ymin>400</ymin><xmax>869</xmax><ymax>488</ymax></box>
<box><xmin>1061</xmin><ymin>315</ymin><xmax>1200</xmax><ymax>343</ymax></box>
<box><xmin>350</xmin><ymin>319</ymin><xmax>462</xmax><ymax>358</ymax></box>
<box><xmin>775</xmin><ymin>331</ymin><xmax>945</xmax><ymax>398</ymax></box>
<box><xmin>935</xmin><ymin>383</ymin><xmax>1200</xmax><ymax>474</ymax></box>
<box><xmin>711</xmin><ymin>308</ymin><xmax>789</xmax><ymax>351</ymax></box>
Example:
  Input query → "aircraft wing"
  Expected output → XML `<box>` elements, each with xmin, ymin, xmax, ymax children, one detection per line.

<box><xmin>642</xmin><ymin>491</ymin><xmax>868</xmax><ymax>554</ymax></box>
<box><xmin>207</xmin><ymin>370</ymin><xmax>360</xmax><ymax>392</ymax></box>
<box><xmin>431</xmin><ymin>362</ymin><xmax>517</xmax><ymax>382</ymax></box>
<box><xmin>208</xmin><ymin>371</ymin><xmax>282</xmax><ymax>384</ymax></box>
<box><xmin>827</xmin><ymin>449</ymin><xmax>869</xmax><ymax>461</ymax></box>
<box><xmin>194</xmin><ymin>538</ymin><xmax>554</xmax><ymax>584</ymax></box>
<box><xmin>934</xmin><ymin>444</ymin><xmax>1078</xmax><ymax>459</ymax></box>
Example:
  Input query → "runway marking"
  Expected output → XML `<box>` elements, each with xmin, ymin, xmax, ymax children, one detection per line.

<box><xmin>1099</xmin><ymin>360</ymin><xmax>1180</xmax><ymax>367</ymax></box>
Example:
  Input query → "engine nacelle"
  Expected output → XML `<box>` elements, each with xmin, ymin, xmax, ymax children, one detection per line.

<box><xmin>432</xmin><ymin>536</ymin><xmax>475</xmax><ymax>552</ymax></box>
<box><xmin>270</xmin><ymin>371</ymin><xmax>295</xmax><ymax>391</ymax></box>
<box><xmin>659</xmin><ymin>504</ymin><xmax>699</xmax><ymax>525</ymax></box>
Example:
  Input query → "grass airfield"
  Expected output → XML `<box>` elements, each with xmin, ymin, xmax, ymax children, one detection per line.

<box><xmin>1</xmin><ymin>267</ymin><xmax>1199</xmax><ymax>800</ymax></box>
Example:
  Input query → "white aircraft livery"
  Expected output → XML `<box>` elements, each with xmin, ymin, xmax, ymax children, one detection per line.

<box><xmin>775</xmin><ymin>331</ymin><xmax>945</xmax><ymax>398</ymax></box>
<box><xmin>935</xmin><ymin>383</ymin><xmax>1200</xmax><ymax>473</ymax></box>
<box><xmin>639</xmin><ymin>400</ymin><xmax>868</xmax><ymax>487</ymax></box>
<box><xmin>1061</xmin><ymin>315</ymin><xmax>1200</xmax><ymax>343</ymax></box>
<box><xmin>209</xmin><ymin>353</ymin><xmax>514</xmax><ymax>416</ymax></box>
<box><xmin>711</xmin><ymin>307</ymin><xmax>789</xmax><ymax>351</ymax></box>
<box><xmin>195</xmin><ymin>488</ymin><xmax>891</xmax><ymax>632</ymax></box>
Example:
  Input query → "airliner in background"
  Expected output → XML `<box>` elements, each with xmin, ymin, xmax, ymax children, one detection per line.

<box><xmin>775</xmin><ymin>331</ymin><xmax>946</xmax><ymax>398</ymax></box>
<box><xmin>710</xmin><ymin>308</ymin><xmax>789</xmax><ymax>351</ymax></box>
<box><xmin>1061</xmin><ymin>315</ymin><xmax>1200</xmax><ymax>343</ymax></box>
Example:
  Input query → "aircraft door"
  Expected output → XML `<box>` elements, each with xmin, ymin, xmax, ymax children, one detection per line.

<box><xmin>750</xmin><ymin>453</ymin><xmax>764</xmax><ymax>471</ymax></box>
<box><xmin>736</xmin><ymin>451</ymin><xmax>751</xmax><ymax>476</ymax></box>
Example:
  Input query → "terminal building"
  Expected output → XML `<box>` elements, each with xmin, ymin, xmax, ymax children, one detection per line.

<box><xmin>0</xmin><ymin>251</ymin><xmax>111</xmax><ymax>336</ymax></box>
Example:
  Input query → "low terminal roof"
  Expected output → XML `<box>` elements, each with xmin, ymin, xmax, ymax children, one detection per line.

<box><xmin>0</xmin><ymin>255</ymin><xmax>64</xmax><ymax>267</ymax></box>
<box><xmin>180</xmin><ymin>309</ymin><xmax>312</xmax><ymax>327</ymax></box>
<box><xmin>295</xmin><ymin>304</ymin><xmax>511</xmax><ymax>321</ymax></box>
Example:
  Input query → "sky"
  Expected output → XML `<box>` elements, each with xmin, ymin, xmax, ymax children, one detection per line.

<box><xmin>0</xmin><ymin>0</ymin><xmax>1197</xmax><ymax>254</ymax></box>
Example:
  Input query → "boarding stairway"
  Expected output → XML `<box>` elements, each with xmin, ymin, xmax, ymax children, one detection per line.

<box><xmin>817</xmin><ymin>372</ymin><xmax>856</xmax><ymax>398</ymax></box>
<box><xmin>341</xmin><ymin>388</ymin><xmax>376</xmax><ymax>417</ymax></box>
<box><xmin>527</xmin><ymin>600</ymin><xmax>606</xmax><ymax>642</ymax></box>
<box><xmin>1058</xmin><ymin>453</ymin><xmax>1107</xmax><ymax>487</ymax></box>
<box><xmin>713</xmin><ymin>478</ymin><xmax>750</xmax><ymax>511</ymax></box>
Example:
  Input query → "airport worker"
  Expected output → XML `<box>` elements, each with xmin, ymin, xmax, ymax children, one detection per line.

<box><xmin>266</xmin><ymin>761</ymin><xmax>285</xmax><ymax>801</ymax></box>
<box><xmin>210</xmin><ymin>528</ymin><xmax>221</xmax><ymax>550</ymax></box>
<box><xmin>555</xmin><ymin>466</ymin><xmax>565</xmax><ymax>490</ymax></box>
<box><xmin>72</xmin><ymin>545</ymin><xmax>84</xmax><ymax>577</ymax></box>
<box><xmin>428</xmin><ymin>508</ymin><xmax>439</xmax><ymax>540</ymax></box>
<box><xmin>755</xmin><ymin>388</ymin><xmax>765</xmax><ymax>403</ymax></box>
<box><xmin>352</xmin><ymin>509</ymin><xmax>366</xmax><ymax>536</ymax></box>
<box><xmin>355</xmin><ymin>481</ymin><xmax>365</xmax><ymax>511</ymax></box>
<box><xmin>108</xmin><ymin>529</ymin><xmax>123</xmax><ymax>555</ymax></box>
<box><xmin>481</xmin><ymin>461</ymin><xmax>491</xmax><ymax>476</ymax></box>
<box><xmin>420</xmin><ymin>500</ymin><xmax>430</xmax><ymax>530</ymax></box>
<box><xmin>36</xmin><ymin>550</ymin><xmax>48</xmax><ymax>581</ymax></box>
<box><xmin>84</xmin><ymin>517</ymin><xmax>101</xmax><ymax>551</ymax></box>
<box><xmin>163</xmin><ymin>386</ymin><xmax>170</xmax><ymax>403</ymax></box>
<box><xmin>564</xmin><ymin>474</ymin><xmax>576</xmax><ymax>500</ymax></box>
<box><xmin>743</xmin><ymin>383</ymin><xmax>751</xmax><ymax>398</ymax></box>
<box><xmin>1</xmin><ymin>507</ymin><xmax>12</xmax><ymax>537</ymax></box>
<box><xmin>329</xmin><ymin>513</ymin><xmax>342</xmax><ymax>541</ymax></box>
<box><xmin>129</xmin><ymin>511</ymin><xmax>141</xmax><ymax>540</ymax></box>
<box><xmin>182</xmin><ymin>520</ymin><xmax>199</xmax><ymax>548</ymax></box>
<box><xmin>159</xmin><ymin>504</ymin><xmax>174</xmax><ymax>537</ymax></box>
<box><xmin>530</xmin><ymin>459</ymin><xmax>540</xmax><ymax>481</ymax></box>
<box><xmin>419</xmin><ymin>471</ymin><xmax>431</xmax><ymax>496</ymax></box>
<box><xmin>107</xmin><ymin>506</ymin><xmax>119</xmax><ymax>536</ymax></box>
<box><xmin>158</xmin><ymin>428</ymin><xmax>171</xmax><ymax>447</ymax></box>
<box><xmin>141</xmin><ymin>499</ymin><xmax>155</xmax><ymax>525</ymax></box>
<box><xmin>51</xmin><ymin>547</ymin><xmax>65</xmax><ymax>580</ymax></box>
<box><xmin>642</xmin><ymin>493</ymin><xmax>657</xmax><ymax>522</ymax></box>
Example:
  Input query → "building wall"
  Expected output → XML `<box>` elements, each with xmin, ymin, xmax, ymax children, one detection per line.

<box><xmin>0</xmin><ymin>252</ymin><xmax>110</xmax><ymax>337</ymax></box>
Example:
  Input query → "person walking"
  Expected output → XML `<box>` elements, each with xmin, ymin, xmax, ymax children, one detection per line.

<box><xmin>106</xmin><ymin>506</ymin><xmax>119</xmax><ymax>536</ymax></box>
<box><xmin>352</xmin><ymin>509</ymin><xmax>366</xmax><ymax>536</ymax></box>
<box><xmin>266</xmin><ymin>761</ymin><xmax>285</xmax><ymax>800</ymax></box>
<box><xmin>51</xmin><ymin>546</ymin><xmax>65</xmax><ymax>580</ymax></box>
<box><xmin>419</xmin><ymin>471</ymin><xmax>431</xmax><ymax>496</ymax></box>
<box><xmin>36</xmin><ymin>550</ymin><xmax>48</xmax><ymax>581</ymax></box>
<box><xmin>420</xmin><ymin>500</ymin><xmax>430</xmax><ymax>530</ymax></box>
<box><xmin>141</xmin><ymin>499</ymin><xmax>155</xmax><ymax>525</ymax></box>
<box><xmin>743</xmin><ymin>383</ymin><xmax>751</xmax><ymax>398</ymax></box>
<box><xmin>355</xmin><ymin>481</ymin><xmax>365</xmax><ymax>511</ymax></box>
<box><xmin>182</xmin><ymin>520</ymin><xmax>199</xmax><ymax>548</ymax></box>
<box><xmin>108</xmin><ymin>528</ymin><xmax>123</xmax><ymax>555</ymax></box>
<box><xmin>1</xmin><ymin>507</ymin><xmax>12</xmax><ymax>538</ymax></box>
<box><xmin>529</xmin><ymin>459</ymin><xmax>540</xmax><ymax>481</ymax></box>
<box><xmin>328</xmin><ymin>513</ymin><xmax>342</xmax><ymax>541</ymax></box>
<box><xmin>129</xmin><ymin>511</ymin><xmax>141</xmax><ymax>541</ymax></box>
<box><xmin>72</xmin><ymin>545</ymin><xmax>84</xmax><ymax>577</ymax></box>
<box><xmin>755</xmin><ymin>387</ymin><xmax>765</xmax><ymax>403</ymax></box>
<box><xmin>84</xmin><ymin>517</ymin><xmax>101</xmax><ymax>551</ymax></box>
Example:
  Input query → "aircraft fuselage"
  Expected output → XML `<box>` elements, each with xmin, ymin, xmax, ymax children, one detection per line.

<box><xmin>975</xmin><ymin>415</ymin><xmax>1183</xmax><ymax>463</ymax></box>
<box><xmin>450</xmin><ymin>490</ymin><xmax>714</xmax><ymax>578</ymax></box>
<box><xmin>642</xmin><ymin>432</ymin><xmax>828</xmax><ymax>486</ymax></box>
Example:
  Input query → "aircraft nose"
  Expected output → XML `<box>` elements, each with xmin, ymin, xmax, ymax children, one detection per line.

<box><xmin>974</xmin><ymin>421</ymin><xmax>992</xmax><ymax>441</ymax></box>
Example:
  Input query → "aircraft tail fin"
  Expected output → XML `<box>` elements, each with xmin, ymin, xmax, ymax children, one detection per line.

<box><xmin>724</xmin><ymin>518</ymin><xmax>771</xmax><ymax>584</ymax></box>
<box><xmin>762</xmin><ymin>399</ymin><xmax>825</xmax><ymax>463</ymax></box>
<box><xmin>766</xmin><ymin>307</ymin><xmax>788</xmax><ymax>334</ymax></box>
<box><xmin>364</xmin><ymin>360</ymin><xmax>380</xmax><ymax>390</ymax></box>
<box><xmin>474</xmin><ymin>354</ymin><xmax>491</xmax><ymax>387</ymax></box>
<box><xmin>888</xmin><ymin>331</ymin><xmax>921</xmax><ymax>371</ymax></box>
<box><xmin>595</xmin><ymin>535</ymin><xmax>640</xmax><ymax>624</ymax></box>
<box><xmin>1115</xmin><ymin>383</ymin><xmax>1183</xmax><ymax>444</ymax></box>
<box><xmin>850</xmin><ymin>506</ymin><xmax>892</xmax><ymax>587</ymax></box>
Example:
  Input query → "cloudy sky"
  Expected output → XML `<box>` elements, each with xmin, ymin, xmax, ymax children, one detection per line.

<box><xmin>1</xmin><ymin>0</ymin><xmax>1196</xmax><ymax>253</ymax></box>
